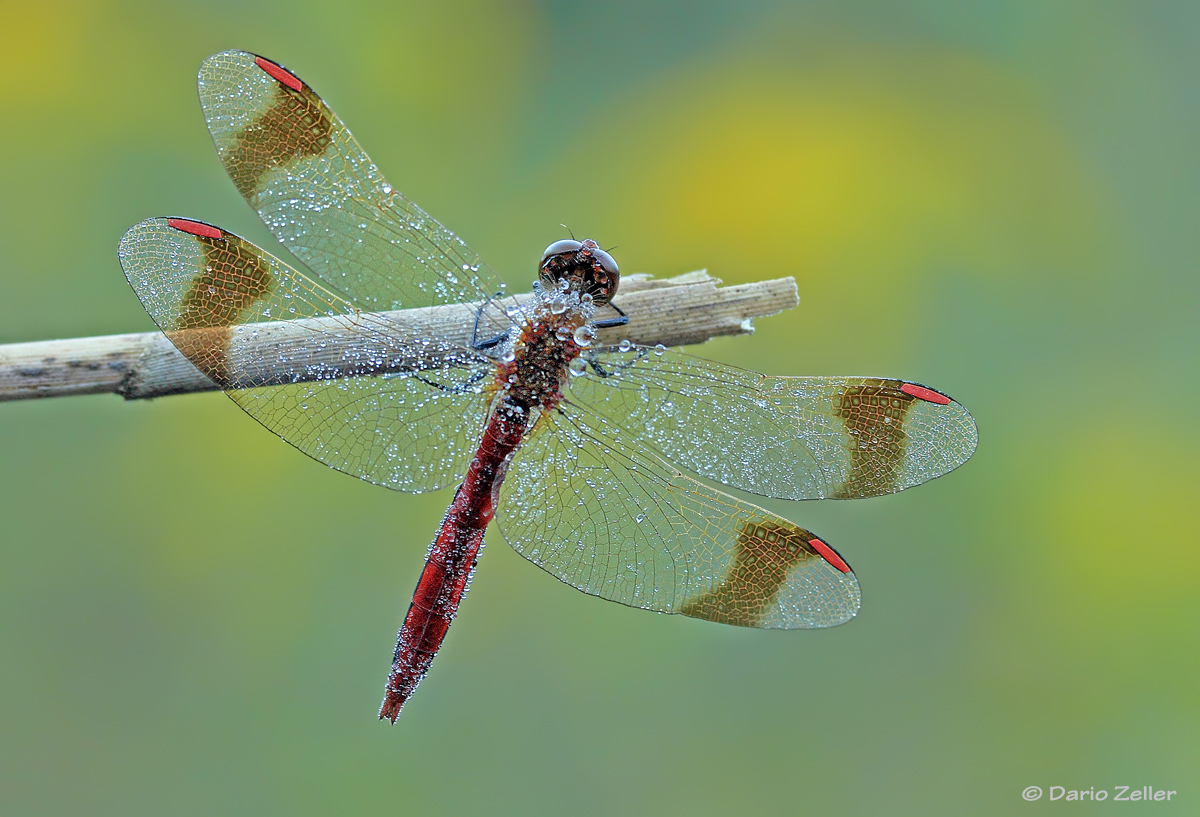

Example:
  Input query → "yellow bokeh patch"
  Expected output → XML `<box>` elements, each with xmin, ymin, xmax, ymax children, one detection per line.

<box><xmin>572</xmin><ymin>45</ymin><xmax>1116</xmax><ymax>304</ymax></box>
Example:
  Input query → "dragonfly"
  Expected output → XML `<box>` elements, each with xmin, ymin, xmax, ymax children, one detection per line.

<box><xmin>118</xmin><ymin>51</ymin><xmax>977</xmax><ymax>722</ymax></box>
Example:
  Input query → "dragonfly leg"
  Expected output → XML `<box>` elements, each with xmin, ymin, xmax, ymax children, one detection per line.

<box><xmin>406</xmin><ymin>365</ymin><xmax>491</xmax><ymax>397</ymax></box>
<box><xmin>593</xmin><ymin>301</ymin><xmax>629</xmax><ymax>330</ymax></box>
<box><xmin>472</xmin><ymin>332</ymin><xmax>508</xmax><ymax>351</ymax></box>
<box><xmin>471</xmin><ymin>289</ymin><xmax>513</xmax><ymax>351</ymax></box>
<box><xmin>588</xmin><ymin>341</ymin><xmax>649</xmax><ymax>379</ymax></box>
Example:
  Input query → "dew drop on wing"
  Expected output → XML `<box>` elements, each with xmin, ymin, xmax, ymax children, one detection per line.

<box><xmin>573</xmin><ymin>325</ymin><xmax>595</xmax><ymax>347</ymax></box>
<box><xmin>568</xmin><ymin>358</ymin><xmax>587</xmax><ymax>376</ymax></box>
<box><xmin>618</xmin><ymin>339</ymin><xmax>633</xmax><ymax>352</ymax></box>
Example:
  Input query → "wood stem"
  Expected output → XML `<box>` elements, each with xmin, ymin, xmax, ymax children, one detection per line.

<box><xmin>0</xmin><ymin>272</ymin><xmax>798</xmax><ymax>402</ymax></box>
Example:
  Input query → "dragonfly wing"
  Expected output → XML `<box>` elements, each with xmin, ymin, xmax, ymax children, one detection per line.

<box><xmin>496</xmin><ymin>403</ymin><xmax>861</xmax><ymax>629</ymax></box>
<box><xmin>197</xmin><ymin>50</ymin><xmax>512</xmax><ymax>330</ymax></box>
<box><xmin>568</xmin><ymin>346</ymin><xmax>977</xmax><ymax>500</ymax></box>
<box><xmin>118</xmin><ymin>218</ymin><xmax>494</xmax><ymax>493</ymax></box>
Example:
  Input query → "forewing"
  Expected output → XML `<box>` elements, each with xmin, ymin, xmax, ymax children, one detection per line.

<box><xmin>118</xmin><ymin>218</ymin><xmax>494</xmax><ymax>493</ymax></box>
<box><xmin>496</xmin><ymin>404</ymin><xmax>861</xmax><ymax>629</ymax></box>
<box><xmin>568</xmin><ymin>346</ymin><xmax>977</xmax><ymax>500</ymax></box>
<box><xmin>197</xmin><ymin>50</ymin><xmax>509</xmax><ymax>326</ymax></box>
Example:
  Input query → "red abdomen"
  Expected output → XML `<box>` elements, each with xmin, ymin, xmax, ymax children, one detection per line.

<box><xmin>379</xmin><ymin>403</ymin><xmax>528</xmax><ymax>722</ymax></box>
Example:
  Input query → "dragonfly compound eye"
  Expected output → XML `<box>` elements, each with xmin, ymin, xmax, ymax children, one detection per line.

<box><xmin>592</xmin><ymin>247</ymin><xmax>619</xmax><ymax>277</ymax></box>
<box><xmin>540</xmin><ymin>239</ymin><xmax>583</xmax><ymax>266</ymax></box>
<box><xmin>538</xmin><ymin>238</ymin><xmax>621</xmax><ymax>302</ymax></box>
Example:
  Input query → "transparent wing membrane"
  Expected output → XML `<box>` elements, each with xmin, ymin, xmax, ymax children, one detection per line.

<box><xmin>198</xmin><ymin>50</ymin><xmax>516</xmax><ymax>334</ymax></box>
<box><xmin>118</xmin><ymin>218</ymin><xmax>494</xmax><ymax>493</ymax></box>
<box><xmin>497</xmin><ymin>404</ymin><xmax>862</xmax><ymax>629</ymax></box>
<box><xmin>570</xmin><ymin>346</ymin><xmax>978</xmax><ymax>501</ymax></box>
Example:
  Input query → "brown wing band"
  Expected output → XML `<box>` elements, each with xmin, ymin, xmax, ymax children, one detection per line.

<box><xmin>225</xmin><ymin>76</ymin><xmax>333</xmax><ymax>200</ymax></box>
<box><xmin>831</xmin><ymin>379</ymin><xmax>916</xmax><ymax>498</ymax></box>
<box><xmin>166</xmin><ymin>226</ymin><xmax>274</xmax><ymax>385</ymax></box>
<box><xmin>679</xmin><ymin>519</ymin><xmax>823</xmax><ymax>627</ymax></box>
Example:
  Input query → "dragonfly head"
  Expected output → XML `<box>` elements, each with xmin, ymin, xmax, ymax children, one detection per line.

<box><xmin>538</xmin><ymin>238</ymin><xmax>620</xmax><ymax>305</ymax></box>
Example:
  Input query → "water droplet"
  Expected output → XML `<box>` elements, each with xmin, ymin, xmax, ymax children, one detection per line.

<box><xmin>573</xmin><ymin>325</ymin><xmax>596</xmax><ymax>347</ymax></box>
<box><xmin>654</xmin><ymin>343</ymin><xmax>666</xmax><ymax>356</ymax></box>
<box><xmin>568</xmin><ymin>357</ymin><xmax>587</xmax><ymax>376</ymax></box>
<box><xmin>555</xmin><ymin>326</ymin><xmax>572</xmax><ymax>342</ymax></box>
<box><xmin>618</xmin><ymin>339</ymin><xmax>633</xmax><ymax>352</ymax></box>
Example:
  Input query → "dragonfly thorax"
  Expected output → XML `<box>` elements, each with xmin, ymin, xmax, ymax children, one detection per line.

<box><xmin>492</xmin><ymin>285</ymin><xmax>598</xmax><ymax>412</ymax></box>
<box><xmin>537</xmin><ymin>238</ymin><xmax>619</xmax><ymax>305</ymax></box>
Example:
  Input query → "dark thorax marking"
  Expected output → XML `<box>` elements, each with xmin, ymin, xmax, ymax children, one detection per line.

<box><xmin>495</xmin><ymin>307</ymin><xmax>587</xmax><ymax>412</ymax></box>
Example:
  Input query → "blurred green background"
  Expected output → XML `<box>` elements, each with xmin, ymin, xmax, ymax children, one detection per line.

<box><xmin>2</xmin><ymin>1</ymin><xmax>1196</xmax><ymax>814</ymax></box>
